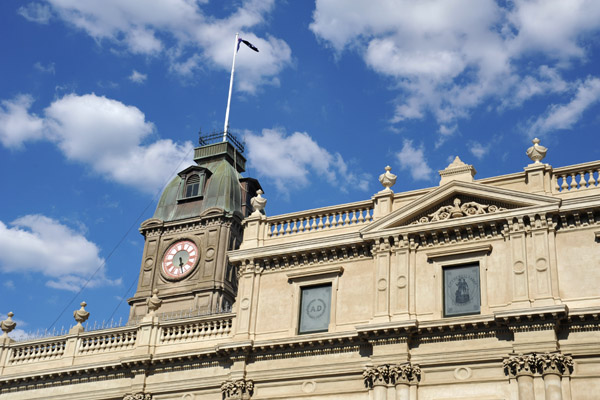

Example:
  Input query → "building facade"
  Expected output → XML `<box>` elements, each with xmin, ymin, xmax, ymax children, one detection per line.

<box><xmin>1</xmin><ymin>137</ymin><xmax>599</xmax><ymax>400</ymax></box>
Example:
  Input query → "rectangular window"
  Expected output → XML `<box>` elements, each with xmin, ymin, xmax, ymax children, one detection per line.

<box><xmin>443</xmin><ymin>263</ymin><xmax>480</xmax><ymax>317</ymax></box>
<box><xmin>298</xmin><ymin>284</ymin><xmax>332</xmax><ymax>334</ymax></box>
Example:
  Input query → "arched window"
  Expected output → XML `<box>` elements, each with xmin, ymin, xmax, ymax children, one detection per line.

<box><xmin>185</xmin><ymin>174</ymin><xmax>200</xmax><ymax>198</ymax></box>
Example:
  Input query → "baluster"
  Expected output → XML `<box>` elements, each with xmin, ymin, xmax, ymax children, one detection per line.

<box><xmin>358</xmin><ymin>209</ymin><xmax>365</xmax><ymax>223</ymax></box>
<box><xmin>308</xmin><ymin>217</ymin><xmax>315</xmax><ymax>231</ymax></box>
<box><xmin>265</xmin><ymin>222</ymin><xmax>272</xmax><ymax>237</ymax></box>
<box><xmin>342</xmin><ymin>211</ymin><xmax>349</xmax><ymax>226</ymax></box>
<box><xmin>351</xmin><ymin>210</ymin><xmax>357</xmax><ymax>224</ymax></box>
<box><xmin>561</xmin><ymin>174</ymin><xmax>569</xmax><ymax>191</ymax></box>
<box><xmin>553</xmin><ymin>174</ymin><xmax>559</xmax><ymax>192</ymax></box>
<box><xmin>285</xmin><ymin>220</ymin><xmax>291</xmax><ymax>235</ymax></box>
<box><xmin>317</xmin><ymin>215</ymin><xmax>324</xmax><ymax>230</ymax></box>
<box><xmin>292</xmin><ymin>219</ymin><xmax>298</xmax><ymax>234</ymax></box>
<box><xmin>324</xmin><ymin>213</ymin><xmax>331</xmax><ymax>229</ymax></box>
<box><xmin>590</xmin><ymin>170</ymin><xmax>598</xmax><ymax>188</ymax></box>
<box><xmin>579</xmin><ymin>172</ymin><xmax>587</xmax><ymax>189</ymax></box>
<box><xmin>570</xmin><ymin>173</ymin><xmax>577</xmax><ymax>189</ymax></box>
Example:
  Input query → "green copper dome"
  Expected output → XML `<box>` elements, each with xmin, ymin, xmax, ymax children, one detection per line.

<box><xmin>152</xmin><ymin>141</ymin><xmax>249</xmax><ymax>222</ymax></box>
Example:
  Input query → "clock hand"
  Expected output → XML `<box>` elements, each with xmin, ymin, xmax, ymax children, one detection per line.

<box><xmin>179</xmin><ymin>257</ymin><xmax>184</xmax><ymax>272</ymax></box>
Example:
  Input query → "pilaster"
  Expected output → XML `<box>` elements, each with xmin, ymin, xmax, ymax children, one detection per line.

<box><xmin>371</xmin><ymin>238</ymin><xmax>392</xmax><ymax>323</ymax></box>
<box><xmin>234</xmin><ymin>260</ymin><xmax>261</xmax><ymax>340</ymax></box>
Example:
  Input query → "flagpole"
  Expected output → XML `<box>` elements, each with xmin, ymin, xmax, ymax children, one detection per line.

<box><xmin>223</xmin><ymin>33</ymin><xmax>239</xmax><ymax>142</ymax></box>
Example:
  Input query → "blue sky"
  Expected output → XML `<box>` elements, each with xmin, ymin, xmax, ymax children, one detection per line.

<box><xmin>1</xmin><ymin>0</ymin><xmax>600</xmax><ymax>337</ymax></box>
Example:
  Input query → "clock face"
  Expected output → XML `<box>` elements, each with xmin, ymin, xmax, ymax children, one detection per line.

<box><xmin>161</xmin><ymin>240</ymin><xmax>199</xmax><ymax>280</ymax></box>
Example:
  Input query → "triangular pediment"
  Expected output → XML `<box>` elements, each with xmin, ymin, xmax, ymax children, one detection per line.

<box><xmin>361</xmin><ymin>181</ymin><xmax>560</xmax><ymax>235</ymax></box>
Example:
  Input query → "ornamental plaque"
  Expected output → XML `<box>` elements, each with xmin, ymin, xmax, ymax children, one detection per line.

<box><xmin>299</xmin><ymin>285</ymin><xmax>331</xmax><ymax>334</ymax></box>
<box><xmin>443</xmin><ymin>264</ymin><xmax>480</xmax><ymax>317</ymax></box>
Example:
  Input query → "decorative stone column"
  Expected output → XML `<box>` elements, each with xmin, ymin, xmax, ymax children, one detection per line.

<box><xmin>221</xmin><ymin>379</ymin><xmax>254</xmax><ymax>400</ymax></box>
<box><xmin>390</xmin><ymin>363</ymin><xmax>421</xmax><ymax>400</ymax></box>
<box><xmin>504</xmin><ymin>353</ymin><xmax>573</xmax><ymax>400</ymax></box>
<box><xmin>363</xmin><ymin>364</ymin><xmax>390</xmax><ymax>400</ymax></box>
<box><xmin>504</xmin><ymin>354</ymin><xmax>536</xmax><ymax>400</ymax></box>
<box><xmin>537</xmin><ymin>353</ymin><xmax>573</xmax><ymax>400</ymax></box>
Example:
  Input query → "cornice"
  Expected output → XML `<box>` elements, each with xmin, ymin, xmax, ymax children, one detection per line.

<box><xmin>229</xmin><ymin>232</ymin><xmax>364</xmax><ymax>262</ymax></box>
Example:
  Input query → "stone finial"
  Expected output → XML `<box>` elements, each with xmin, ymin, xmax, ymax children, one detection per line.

<box><xmin>1</xmin><ymin>312</ymin><xmax>16</xmax><ymax>337</ymax></box>
<box><xmin>250</xmin><ymin>189</ymin><xmax>267</xmax><ymax>216</ymax></box>
<box><xmin>70</xmin><ymin>302</ymin><xmax>90</xmax><ymax>334</ymax></box>
<box><xmin>526</xmin><ymin>138</ymin><xmax>547</xmax><ymax>164</ymax></box>
<box><xmin>147</xmin><ymin>289</ymin><xmax>163</xmax><ymax>314</ymax></box>
<box><xmin>438</xmin><ymin>156</ymin><xmax>476</xmax><ymax>185</ymax></box>
<box><xmin>378</xmin><ymin>166</ymin><xmax>397</xmax><ymax>192</ymax></box>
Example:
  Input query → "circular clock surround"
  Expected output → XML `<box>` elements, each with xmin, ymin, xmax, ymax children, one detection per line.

<box><xmin>161</xmin><ymin>240</ymin><xmax>200</xmax><ymax>280</ymax></box>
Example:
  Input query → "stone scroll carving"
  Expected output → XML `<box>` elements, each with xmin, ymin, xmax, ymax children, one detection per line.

<box><xmin>364</xmin><ymin>363</ymin><xmax>421</xmax><ymax>388</ymax></box>
<box><xmin>411</xmin><ymin>198</ymin><xmax>506</xmax><ymax>225</ymax></box>
<box><xmin>221</xmin><ymin>379</ymin><xmax>254</xmax><ymax>399</ymax></box>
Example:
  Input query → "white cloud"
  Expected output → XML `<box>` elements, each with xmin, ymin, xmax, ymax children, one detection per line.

<box><xmin>245</xmin><ymin>128</ymin><xmax>370</xmax><ymax>193</ymax></box>
<box><xmin>129</xmin><ymin>70</ymin><xmax>147</xmax><ymax>84</ymax></box>
<box><xmin>528</xmin><ymin>77</ymin><xmax>600</xmax><ymax>136</ymax></box>
<box><xmin>0</xmin><ymin>215</ymin><xmax>120</xmax><ymax>292</ymax></box>
<box><xmin>310</xmin><ymin>0</ymin><xmax>600</xmax><ymax>136</ymax></box>
<box><xmin>0</xmin><ymin>95</ymin><xmax>45</xmax><ymax>149</ymax></box>
<box><xmin>34</xmin><ymin>61</ymin><xmax>56</xmax><ymax>74</ymax></box>
<box><xmin>18</xmin><ymin>2</ymin><xmax>52</xmax><ymax>24</ymax></box>
<box><xmin>0</xmin><ymin>93</ymin><xmax>194</xmax><ymax>193</ymax></box>
<box><xmin>396</xmin><ymin>139</ymin><xmax>433</xmax><ymax>181</ymax></box>
<box><xmin>44</xmin><ymin>94</ymin><xmax>195</xmax><ymax>193</ymax></box>
<box><xmin>28</xmin><ymin>0</ymin><xmax>291</xmax><ymax>93</ymax></box>
<box><xmin>468</xmin><ymin>141</ymin><xmax>490</xmax><ymax>160</ymax></box>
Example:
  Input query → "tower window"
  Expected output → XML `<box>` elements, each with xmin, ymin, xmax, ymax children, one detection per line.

<box><xmin>185</xmin><ymin>174</ymin><xmax>201</xmax><ymax>198</ymax></box>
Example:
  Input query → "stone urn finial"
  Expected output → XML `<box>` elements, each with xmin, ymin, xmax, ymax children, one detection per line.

<box><xmin>526</xmin><ymin>138</ymin><xmax>547</xmax><ymax>164</ymax></box>
<box><xmin>70</xmin><ymin>302</ymin><xmax>90</xmax><ymax>333</ymax></box>
<box><xmin>1</xmin><ymin>312</ymin><xmax>17</xmax><ymax>337</ymax></box>
<box><xmin>250</xmin><ymin>189</ymin><xmax>267</xmax><ymax>216</ymax></box>
<box><xmin>378</xmin><ymin>166</ymin><xmax>397</xmax><ymax>192</ymax></box>
<box><xmin>147</xmin><ymin>289</ymin><xmax>162</xmax><ymax>314</ymax></box>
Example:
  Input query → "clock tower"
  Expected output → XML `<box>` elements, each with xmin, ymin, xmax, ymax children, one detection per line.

<box><xmin>127</xmin><ymin>134</ymin><xmax>261</xmax><ymax>321</ymax></box>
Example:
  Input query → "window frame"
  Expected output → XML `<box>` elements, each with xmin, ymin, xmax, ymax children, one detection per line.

<box><xmin>287</xmin><ymin>265</ymin><xmax>343</xmax><ymax>336</ymax></box>
<box><xmin>177</xmin><ymin>171</ymin><xmax>207</xmax><ymax>202</ymax></box>
<box><xmin>297</xmin><ymin>283</ymin><xmax>333</xmax><ymax>334</ymax></box>
<box><xmin>426</xmin><ymin>244</ymin><xmax>491</xmax><ymax>319</ymax></box>
<box><xmin>442</xmin><ymin>262</ymin><xmax>481</xmax><ymax>317</ymax></box>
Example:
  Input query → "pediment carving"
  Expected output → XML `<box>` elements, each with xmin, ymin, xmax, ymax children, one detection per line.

<box><xmin>409</xmin><ymin>196</ymin><xmax>509</xmax><ymax>225</ymax></box>
<box><xmin>361</xmin><ymin>181</ymin><xmax>561</xmax><ymax>236</ymax></box>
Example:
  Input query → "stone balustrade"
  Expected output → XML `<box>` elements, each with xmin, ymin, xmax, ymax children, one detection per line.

<box><xmin>78</xmin><ymin>328</ymin><xmax>137</xmax><ymax>355</ymax></box>
<box><xmin>160</xmin><ymin>314</ymin><xmax>233</xmax><ymax>343</ymax></box>
<box><xmin>0</xmin><ymin>312</ymin><xmax>234</xmax><ymax>373</ymax></box>
<box><xmin>552</xmin><ymin>161</ymin><xmax>600</xmax><ymax>193</ymax></box>
<box><xmin>8</xmin><ymin>339</ymin><xmax>67</xmax><ymax>365</ymax></box>
<box><xmin>265</xmin><ymin>200</ymin><xmax>374</xmax><ymax>239</ymax></box>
